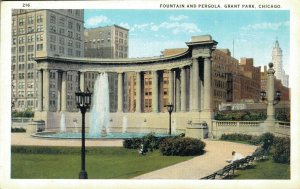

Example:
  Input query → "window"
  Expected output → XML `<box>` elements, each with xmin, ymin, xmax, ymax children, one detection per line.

<box><xmin>19</xmin><ymin>37</ymin><xmax>25</xmax><ymax>44</ymax></box>
<box><xmin>12</xmin><ymin>18</ymin><xmax>17</xmax><ymax>26</ymax></box>
<box><xmin>27</xmin><ymin>54</ymin><xmax>34</xmax><ymax>61</ymax></box>
<box><xmin>28</xmin><ymin>45</ymin><xmax>34</xmax><ymax>52</ymax></box>
<box><xmin>36</xmin><ymin>34</ymin><xmax>43</xmax><ymax>41</ymax></box>
<box><xmin>19</xmin><ymin>73</ymin><xmax>25</xmax><ymax>79</ymax></box>
<box><xmin>27</xmin><ymin>26</ymin><xmax>34</xmax><ymax>33</ymax></box>
<box><xmin>50</xmin><ymin>15</ymin><xmax>56</xmax><ymax>24</ymax></box>
<box><xmin>59</xmin><ymin>46</ymin><xmax>64</xmax><ymax>54</ymax></box>
<box><xmin>27</xmin><ymin>35</ymin><xmax>34</xmax><ymax>43</ymax></box>
<box><xmin>75</xmin><ymin>10</ymin><xmax>80</xmax><ymax>17</ymax></box>
<box><xmin>19</xmin><ymin>17</ymin><xmax>25</xmax><ymax>26</ymax></box>
<box><xmin>68</xmin><ymin>31</ymin><xmax>73</xmax><ymax>38</ymax></box>
<box><xmin>76</xmin><ymin>23</ymin><xmax>81</xmax><ymax>32</ymax></box>
<box><xmin>37</xmin><ymin>25</ymin><xmax>43</xmax><ymax>32</ymax></box>
<box><xmin>50</xmin><ymin>25</ymin><xmax>56</xmax><ymax>33</ymax></box>
<box><xmin>68</xmin><ymin>21</ymin><xmax>73</xmax><ymax>29</ymax></box>
<box><xmin>18</xmin><ymin>55</ymin><xmax>25</xmax><ymax>62</ymax></box>
<box><xmin>50</xmin><ymin>44</ymin><xmax>56</xmax><ymax>52</ymax></box>
<box><xmin>59</xmin><ymin>17</ymin><xmax>65</xmax><ymax>26</ymax></box>
<box><xmin>59</xmin><ymin>28</ymin><xmax>65</xmax><ymax>35</ymax></box>
<box><xmin>37</xmin><ymin>15</ymin><xmax>43</xmax><ymax>23</ymax></box>
<box><xmin>12</xmin><ymin>29</ymin><xmax>17</xmax><ymax>36</ymax></box>
<box><xmin>28</xmin><ymin>16</ymin><xmax>34</xmax><ymax>25</ymax></box>
<box><xmin>19</xmin><ymin>28</ymin><xmax>25</xmax><ymax>35</ymax></box>
<box><xmin>68</xmin><ymin>40</ymin><xmax>73</xmax><ymax>47</ymax></box>
<box><xmin>59</xmin><ymin>37</ymin><xmax>65</xmax><ymax>45</ymax></box>
<box><xmin>76</xmin><ymin>33</ymin><xmax>81</xmax><ymax>40</ymax></box>
<box><xmin>36</xmin><ymin>44</ymin><xmax>43</xmax><ymax>51</ymax></box>
<box><xmin>76</xmin><ymin>50</ymin><xmax>81</xmax><ymax>57</ymax></box>
<box><xmin>18</xmin><ymin>46</ymin><xmax>25</xmax><ymax>53</ymax></box>
<box><xmin>50</xmin><ymin>35</ymin><xmax>56</xmax><ymax>43</ymax></box>
<box><xmin>12</xmin><ymin>38</ymin><xmax>17</xmax><ymax>45</ymax></box>
<box><xmin>68</xmin><ymin>48</ymin><xmax>73</xmax><ymax>56</ymax></box>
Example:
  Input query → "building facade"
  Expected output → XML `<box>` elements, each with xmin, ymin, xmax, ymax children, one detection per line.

<box><xmin>239</xmin><ymin>58</ymin><xmax>261</xmax><ymax>102</ymax></box>
<box><xmin>11</xmin><ymin>9</ymin><xmax>84</xmax><ymax>112</ymax></box>
<box><xmin>83</xmin><ymin>25</ymin><xmax>129</xmax><ymax>112</ymax></box>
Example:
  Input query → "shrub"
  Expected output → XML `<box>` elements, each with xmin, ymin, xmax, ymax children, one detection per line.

<box><xmin>123</xmin><ymin>133</ymin><xmax>171</xmax><ymax>151</ymax></box>
<box><xmin>220</xmin><ymin>133</ymin><xmax>253</xmax><ymax>142</ymax></box>
<box><xmin>123</xmin><ymin>138</ymin><xmax>143</xmax><ymax>149</ymax></box>
<box><xmin>159</xmin><ymin>137</ymin><xmax>206</xmax><ymax>156</ymax></box>
<box><xmin>259</xmin><ymin>132</ymin><xmax>275</xmax><ymax>151</ymax></box>
<box><xmin>12</xmin><ymin>108</ymin><xmax>34</xmax><ymax>118</ymax></box>
<box><xmin>271</xmin><ymin>137</ymin><xmax>290</xmax><ymax>163</ymax></box>
<box><xmin>11</xmin><ymin>127</ymin><xmax>26</xmax><ymax>133</ymax></box>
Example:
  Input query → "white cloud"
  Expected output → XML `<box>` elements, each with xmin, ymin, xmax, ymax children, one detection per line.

<box><xmin>241</xmin><ymin>21</ymin><xmax>289</xmax><ymax>30</ymax></box>
<box><xmin>129</xmin><ymin>21</ymin><xmax>200</xmax><ymax>34</ymax></box>
<box><xmin>85</xmin><ymin>15</ymin><xmax>109</xmax><ymax>27</ymax></box>
<box><xmin>119</xmin><ymin>22</ymin><xmax>131</xmax><ymax>30</ymax></box>
<box><xmin>169</xmin><ymin>15</ymin><xmax>188</xmax><ymax>21</ymax></box>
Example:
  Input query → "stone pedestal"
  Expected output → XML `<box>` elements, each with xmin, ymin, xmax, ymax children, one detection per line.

<box><xmin>185</xmin><ymin>122</ymin><xmax>208</xmax><ymax>139</ymax></box>
<box><xmin>27</xmin><ymin>120</ymin><xmax>45</xmax><ymax>134</ymax></box>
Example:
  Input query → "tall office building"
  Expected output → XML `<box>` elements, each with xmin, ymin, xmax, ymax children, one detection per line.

<box><xmin>84</xmin><ymin>25</ymin><xmax>129</xmax><ymax>112</ymax></box>
<box><xmin>11</xmin><ymin>9</ymin><xmax>84</xmax><ymax>111</ymax></box>
<box><xmin>272</xmin><ymin>40</ymin><xmax>283</xmax><ymax>81</ymax></box>
<box><xmin>271</xmin><ymin>40</ymin><xmax>289</xmax><ymax>87</ymax></box>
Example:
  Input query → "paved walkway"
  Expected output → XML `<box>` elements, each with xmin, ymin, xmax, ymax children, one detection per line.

<box><xmin>134</xmin><ymin>140</ymin><xmax>257</xmax><ymax>179</ymax></box>
<box><xmin>12</xmin><ymin>133</ymin><xmax>257</xmax><ymax>179</ymax></box>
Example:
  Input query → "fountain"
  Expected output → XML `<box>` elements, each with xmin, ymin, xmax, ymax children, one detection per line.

<box><xmin>122</xmin><ymin>115</ymin><xmax>128</xmax><ymax>133</ymax></box>
<box><xmin>89</xmin><ymin>73</ymin><xmax>110</xmax><ymax>137</ymax></box>
<box><xmin>172</xmin><ymin>118</ymin><xmax>177</xmax><ymax>134</ymax></box>
<box><xmin>60</xmin><ymin>112</ymin><xmax>66</xmax><ymax>133</ymax></box>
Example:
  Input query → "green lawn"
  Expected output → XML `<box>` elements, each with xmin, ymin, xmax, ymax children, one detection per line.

<box><xmin>11</xmin><ymin>146</ymin><xmax>193</xmax><ymax>179</ymax></box>
<box><xmin>234</xmin><ymin>159</ymin><xmax>290</xmax><ymax>179</ymax></box>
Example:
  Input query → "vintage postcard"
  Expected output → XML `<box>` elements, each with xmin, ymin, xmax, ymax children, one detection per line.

<box><xmin>0</xmin><ymin>0</ymin><xmax>299</xmax><ymax>188</ymax></box>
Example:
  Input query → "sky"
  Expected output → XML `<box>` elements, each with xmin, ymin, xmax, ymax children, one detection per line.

<box><xmin>84</xmin><ymin>10</ymin><xmax>290</xmax><ymax>74</ymax></box>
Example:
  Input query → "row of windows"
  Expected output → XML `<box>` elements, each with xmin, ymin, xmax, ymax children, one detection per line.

<box><xmin>13</xmin><ymin>35</ymin><xmax>43</xmax><ymax>45</ymax></box>
<box><xmin>13</xmin><ymin>15</ymin><xmax>43</xmax><ymax>26</ymax></box>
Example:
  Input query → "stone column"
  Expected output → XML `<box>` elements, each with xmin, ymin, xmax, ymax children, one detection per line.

<box><xmin>180</xmin><ymin>67</ymin><xmax>187</xmax><ymax>112</ymax></box>
<box><xmin>79</xmin><ymin>71</ymin><xmax>85</xmax><ymax>91</ymax></box>
<box><xmin>267</xmin><ymin>63</ymin><xmax>276</xmax><ymax>121</ymax></box>
<box><xmin>117</xmin><ymin>72</ymin><xmax>124</xmax><ymax>112</ymax></box>
<box><xmin>57</xmin><ymin>71</ymin><xmax>62</xmax><ymax>112</ymax></box>
<box><xmin>203</xmin><ymin>57</ymin><xmax>212</xmax><ymax>111</ymax></box>
<box><xmin>43</xmin><ymin>69</ymin><xmax>50</xmax><ymax>111</ymax></box>
<box><xmin>37</xmin><ymin>69</ymin><xmax>43</xmax><ymax>111</ymax></box>
<box><xmin>191</xmin><ymin>58</ymin><xmax>199</xmax><ymax>111</ymax></box>
<box><xmin>152</xmin><ymin>70</ymin><xmax>158</xmax><ymax>113</ymax></box>
<box><xmin>175</xmin><ymin>69</ymin><xmax>181</xmax><ymax>112</ymax></box>
<box><xmin>61</xmin><ymin>71</ymin><xmax>67</xmax><ymax>111</ymax></box>
<box><xmin>168</xmin><ymin>69</ymin><xmax>174</xmax><ymax>105</ymax></box>
<box><xmin>136</xmin><ymin>71</ymin><xmax>142</xmax><ymax>112</ymax></box>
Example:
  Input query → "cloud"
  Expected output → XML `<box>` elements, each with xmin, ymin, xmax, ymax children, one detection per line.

<box><xmin>169</xmin><ymin>15</ymin><xmax>188</xmax><ymax>21</ymax></box>
<box><xmin>128</xmin><ymin>21</ymin><xmax>200</xmax><ymax>34</ymax></box>
<box><xmin>85</xmin><ymin>15</ymin><xmax>110</xmax><ymax>27</ymax></box>
<box><xmin>241</xmin><ymin>21</ymin><xmax>289</xmax><ymax>31</ymax></box>
<box><xmin>119</xmin><ymin>22</ymin><xmax>131</xmax><ymax>30</ymax></box>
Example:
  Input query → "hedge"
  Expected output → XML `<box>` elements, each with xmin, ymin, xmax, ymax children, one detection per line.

<box><xmin>159</xmin><ymin>137</ymin><xmax>206</xmax><ymax>156</ymax></box>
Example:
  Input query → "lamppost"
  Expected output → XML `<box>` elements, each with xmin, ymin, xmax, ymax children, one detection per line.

<box><xmin>75</xmin><ymin>88</ymin><xmax>92</xmax><ymax>179</ymax></box>
<box><xmin>166</xmin><ymin>103</ymin><xmax>174</xmax><ymax>135</ymax></box>
<box><xmin>260</xmin><ymin>62</ymin><xmax>281</xmax><ymax>122</ymax></box>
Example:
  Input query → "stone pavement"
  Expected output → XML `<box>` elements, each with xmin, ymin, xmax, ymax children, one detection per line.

<box><xmin>11</xmin><ymin>133</ymin><xmax>257</xmax><ymax>179</ymax></box>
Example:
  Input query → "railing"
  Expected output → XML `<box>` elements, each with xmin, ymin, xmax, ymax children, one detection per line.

<box><xmin>12</xmin><ymin>117</ymin><xmax>33</xmax><ymax>123</ymax></box>
<box><xmin>275</xmin><ymin>121</ymin><xmax>290</xmax><ymax>129</ymax></box>
<box><xmin>213</xmin><ymin>120</ymin><xmax>261</xmax><ymax>127</ymax></box>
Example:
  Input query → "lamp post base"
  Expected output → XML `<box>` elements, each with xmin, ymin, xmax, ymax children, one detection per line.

<box><xmin>79</xmin><ymin>170</ymin><xmax>88</xmax><ymax>179</ymax></box>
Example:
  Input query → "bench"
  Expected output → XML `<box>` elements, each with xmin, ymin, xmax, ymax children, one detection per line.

<box><xmin>215</xmin><ymin>163</ymin><xmax>235</xmax><ymax>179</ymax></box>
<box><xmin>200</xmin><ymin>172</ymin><xmax>217</xmax><ymax>180</ymax></box>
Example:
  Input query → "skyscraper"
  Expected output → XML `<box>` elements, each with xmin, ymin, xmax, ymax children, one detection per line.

<box><xmin>272</xmin><ymin>40</ymin><xmax>283</xmax><ymax>80</ymax></box>
<box><xmin>11</xmin><ymin>9</ymin><xmax>84</xmax><ymax>111</ymax></box>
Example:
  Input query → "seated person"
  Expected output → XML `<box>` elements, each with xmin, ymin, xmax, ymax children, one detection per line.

<box><xmin>227</xmin><ymin>151</ymin><xmax>244</xmax><ymax>163</ymax></box>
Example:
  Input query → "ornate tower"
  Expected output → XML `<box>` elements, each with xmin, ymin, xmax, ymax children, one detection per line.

<box><xmin>271</xmin><ymin>40</ymin><xmax>283</xmax><ymax>80</ymax></box>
